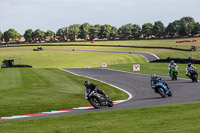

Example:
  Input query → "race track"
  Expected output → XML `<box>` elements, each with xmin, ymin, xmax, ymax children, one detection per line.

<box><xmin>1</xmin><ymin>50</ymin><xmax>199</xmax><ymax>120</ymax></box>
<box><xmin>24</xmin><ymin>68</ymin><xmax>199</xmax><ymax>119</ymax></box>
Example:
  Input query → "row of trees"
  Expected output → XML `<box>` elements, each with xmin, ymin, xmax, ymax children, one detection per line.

<box><xmin>0</xmin><ymin>16</ymin><xmax>200</xmax><ymax>44</ymax></box>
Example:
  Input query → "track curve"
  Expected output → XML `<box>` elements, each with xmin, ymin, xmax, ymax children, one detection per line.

<box><xmin>27</xmin><ymin>68</ymin><xmax>200</xmax><ymax>119</ymax></box>
<box><xmin>1</xmin><ymin>50</ymin><xmax>199</xmax><ymax>120</ymax></box>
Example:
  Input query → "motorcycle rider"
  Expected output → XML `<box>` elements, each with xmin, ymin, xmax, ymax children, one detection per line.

<box><xmin>186</xmin><ymin>62</ymin><xmax>197</xmax><ymax>77</ymax></box>
<box><xmin>151</xmin><ymin>73</ymin><xmax>162</xmax><ymax>89</ymax></box>
<box><xmin>151</xmin><ymin>73</ymin><xmax>169</xmax><ymax>90</ymax></box>
<box><xmin>168</xmin><ymin>60</ymin><xmax>178</xmax><ymax>76</ymax></box>
<box><xmin>84</xmin><ymin>81</ymin><xmax>107</xmax><ymax>100</ymax></box>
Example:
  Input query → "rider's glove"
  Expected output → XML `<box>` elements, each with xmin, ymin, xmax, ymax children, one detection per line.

<box><xmin>186</xmin><ymin>74</ymin><xmax>189</xmax><ymax>76</ymax></box>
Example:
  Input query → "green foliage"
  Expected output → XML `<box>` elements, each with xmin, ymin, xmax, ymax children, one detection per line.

<box><xmin>179</xmin><ymin>16</ymin><xmax>196</xmax><ymax>36</ymax></box>
<box><xmin>110</xmin><ymin>26</ymin><xmax>118</xmax><ymax>40</ymax></box>
<box><xmin>191</xmin><ymin>22</ymin><xmax>200</xmax><ymax>36</ymax></box>
<box><xmin>99</xmin><ymin>24</ymin><xmax>112</xmax><ymax>39</ymax></box>
<box><xmin>68</xmin><ymin>24</ymin><xmax>80</xmax><ymax>41</ymax></box>
<box><xmin>56</xmin><ymin>28</ymin><xmax>65</xmax><ymax>42</ymax></box>
<box><xmin>45</xmin><ymin>30</ymin><xmax>55</xmax><ymax>42</ymax></box>
<box><xmin>33</xmin><ymin>29</ymin><xmax>45</xmax><ymax>42</ymax></box>
<box><xmin>142</xmin><ymin>23</ymin><xmax>153</xmax><ymax>39</ymax></box>
<box><xmin>24</xmin><ymin>29</ymin><xmax>33</xmax><ymax>43</ymax></box>
<box><xmin>89</xmin><ymin>24</ymin><xmax>101</xmax><ymax>41</ymax></box>
<box><xmin>132</xmin><ymin>24</ymin><xmax>141</xmax><ymax>39</ymax></box>
<box><xmin>118</xmin><ymin>23</ymin><xmax>133</xmax><ymax>40</ymax></box>
<box><xmin>0</xmin><ymin>30</ymin><xmax>2</xmax><ymax>42</ymax></box>
<box><xmin>3</xmin><ymin>29</ymin><xmax>21</xmax><ymax>43</ymax></box>
<box><xmin>166</xmin><ymin>22</ymin><xmax>176</xmax><ymax>38</ymax></box>
<box><xmin>153</xmin><ymin>21</ymin><xmax>165</xmax><ymax>38</ymax></box>
<box><xmin>79</xmin><ymin>22</ymin><xmax>91</xmax><ymax>40</ymax></box>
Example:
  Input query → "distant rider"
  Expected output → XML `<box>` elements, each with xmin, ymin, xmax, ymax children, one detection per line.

<box><xmin>168</xmin><ymin>60</ymin><xmax>178</xmax><ymax>76</ymax></box>
<box><xmin>186</xmin><ymin>62</ymin><xmax>197</xmax><ymax>77</ymax></box>
<box><xmin>84</xmin><ymin>81</ymin><xmax>107</xmax><ymax>100</ymax></box>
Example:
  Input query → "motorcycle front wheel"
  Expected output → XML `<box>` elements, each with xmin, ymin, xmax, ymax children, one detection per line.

<box><xmin>158</xmin><ymin>88</ymin><xmax>166</xmax><ymax>98</ymax></box>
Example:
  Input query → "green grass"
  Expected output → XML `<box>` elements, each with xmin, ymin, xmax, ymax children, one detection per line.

<box><xmin>0</xmin><ymin>68</ymin><xmax>128</xmax><ymax>117</ymax></box>
<box><xmin>0</xmin><ymin>51</ymin><xmax>147</xmax><ymax>68</ymax></box>
<box><xmin>108</xmin><ymin>63</ymin><xmax>200</xmax><ymax>79</ymax></box>
<box><xmin>1</xmin><ymin>102</ymin><xmax>200</xmax><ymax>133</ymax></box>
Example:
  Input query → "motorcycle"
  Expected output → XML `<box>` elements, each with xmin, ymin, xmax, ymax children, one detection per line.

<box><xmin>188</xmin><ymin>68</ymin><xmax>198</xmax><ymax>82</ymax></box>
<box><xmin>154</xmin><ymin>81</ymin><xmax>172</xmax><ymax>98</ymax></box>
<box><xmin>170</xmin><ymin>66</ymin><xmax>178</xmax><ymax>80</ymax></box>
<box><xmin>87</xmin><ymin>91</ymin><xmax>113</xmax><ymax>109</ymax></box>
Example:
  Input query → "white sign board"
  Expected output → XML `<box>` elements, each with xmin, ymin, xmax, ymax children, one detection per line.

<box><xmin>102</xmin><ymin>62</ymin><xmax>107</xmax><ymax>68</ymax></box>
<box><xmin>85</xmin><ymin>65</ymin><xmax>90</xmax><ymax>68</ymax></box>
<box><xmin>133</xmin><ymin>64</ymin><xmax>140</xmax><ymax>71</ymax></box>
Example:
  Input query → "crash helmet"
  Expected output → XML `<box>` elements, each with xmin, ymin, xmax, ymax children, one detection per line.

<box><xmin>151</xmin><ymin>73</ymin><xmax>156</xmax><ymax>79</ymax></box>
<box><xmin>170</xmin><ymin>60</ymin><xmax>174</xmax><ymax>65</ymax></box>
<box><xmin>84</xmin><ymin>81</ymin><xmax>90</xmax><ymax>87</ymax></box>
<box><xmin>188</xmin><ymin>62</ymin><xmax>191</xmax><ymax>67</ymax></box>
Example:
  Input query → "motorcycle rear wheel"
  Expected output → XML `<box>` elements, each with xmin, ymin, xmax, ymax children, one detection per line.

<box><xmin>168</xmin><ymin>91</ymin><xmax>172</xmax><ymax>97</ymax></box>
<box><xmin>89</xmin><ymin>97</ymin><xmax>101</xmax><ymax>109</ymax></box>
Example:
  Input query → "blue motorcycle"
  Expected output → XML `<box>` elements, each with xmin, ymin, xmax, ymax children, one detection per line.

<box><xmin>154</xmin><ymin>81</ymin><xmax>172</xmax><ymax>98</ymax></box>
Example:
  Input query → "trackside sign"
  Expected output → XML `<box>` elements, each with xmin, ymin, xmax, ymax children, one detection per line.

<box><xmin>102</xmin><ymin>62</ymin><xmax>107</xmax><ymax>68</ymax></box>
<box><xmin>133</xmin><ymin>64</ymin><xmax>140</xmax><ymax>71</ymax></box>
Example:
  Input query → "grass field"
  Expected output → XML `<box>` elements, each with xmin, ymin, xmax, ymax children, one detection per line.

<box><xmin>1</xmin><ymin>102</ymin><xmax>200</xmax><ymax>133</ymax></box>
<box><xmin>0</xmin><ymin>50</ymin><xmax>147</xmax><ymax>68</ymax></box>
<box><xmin>4</xmin><ymin>37</ymin><xmax>200</xmax><ymax>50</ymax></box>
<box><xmin>0</xmin><ymin>68</ymin><xmax>128</xmax><ymax>117</ymax></box>
<box><xmin>108</xmin><ymin>63</ymin><xmax>200</xmax><ymax>79</ymax></box>
<box><xmin>0</xmin><ymin>39</ymin><xmax>200</xmax><ymax>132</ymax></box>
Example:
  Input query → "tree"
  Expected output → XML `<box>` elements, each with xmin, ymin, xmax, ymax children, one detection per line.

<box><xmin>132</xmin><ymin>24</ymin><xmax>141</xmax><ymax>39</ymax></box>
<box><xmin>68</xmin><ymin>24</ymin><xmax>80</xmax><ymax>41</ymax></box>
<box><xmin>79</xmin><ymin>22</ymin><xmax>91</xmax><ymax>40</ymax></box>
<box><xmin>179</xmin><ymin>16</ymin><xmax>196</xmax><ymax>36</ymax></box>
<box><xmin>89</xmin><ymin>24</ymin><xmax>101</xmax><ymax>41</ymax></box>
<box><xmin>33</xmin><ymin>29</ymin><xmax>45</xmax><ymax>42</ymax></box>
<box><xmin>56</xmin><ymin>28</ymin><xmax>65</xmax><ymax>42</ymax></box>
<box><xmin>99</xmin><ymin>24</ymin><xmax>112</xmax><ymax>40</ymax></box>
<box><xmin>166</xmin><ymin>22</ymin><xmax>176</xmax><ymax>38</ymax></box>
<box><xmin>153</xmin><ymin>21</ymin><xmax>165</xmax><ymax>38</ymax></box>
<box><xmin>24</xmin><ymin>29</ymin><xmax>33</xmax><ymax>43</ymax></box>
<box><xmin>141</xmin><ymin>23</ymin><xmax>153</xmax><ymax>39</ymax></box>
<box><xmin>191</xmin><ymin>22</ymin><xmax>200</xmax><ymax>36</ymax></box>
<box><xmin>118</xmin><ymin>23</ymin><xmax>132</xmax><ymax>40</ymax></box>
<box><xmin>110</xmin><ymin>26</ymin><xmax>118</xmax><ymax>40</ymax></box>
<box><xmin>3</xmin><ymin>29</ymin><xmax>21</xmax><ymax>43</ymax></box>
<box><xmin>63</xmin><ymin>27</ymin><xmax>68</xmax><ymax>41</ymax></box>
<box><xmin>0</xmin><ymin>30</ymin><xmax>2</xmax><ymax>42</ymax></box>
<box><xmin>45</xmin><ymin>30</ymin><xmax>55</xmax><ymax>42</ymax></box>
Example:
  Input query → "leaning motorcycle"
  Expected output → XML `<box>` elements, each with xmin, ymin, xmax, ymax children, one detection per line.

<box><xmin>188</xmin><ymin>68</ymin><xmax>198</xmax><ymax>82</ymax></box>
<box><xmin>87</xmin><ymin>91</ymin><xmax>113</xmax><ymax>109</ymax></box>
<box><xmin>154</xmin><ymin>81</ymin><xmax>172</xmax><ymax>98</ymax></box>
<box><xmin>170</xmin><ymin>66</ymin><xmax>178</xmax><ymax>80</ymax></box>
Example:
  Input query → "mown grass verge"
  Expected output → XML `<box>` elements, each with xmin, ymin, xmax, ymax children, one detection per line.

<box><xmin>0</xmin><ymin>51</ymin><xmax>147</xmax><ymax>68</ymax></box>
<box><xmin>0</xmin><ymin>68</ymin><xmax>128</xmax><ymax>117</ymax></box>
<box><xmin>108</xmin><ymin>63</ymin><xmax>200</xmax><ymax>79</ymax></box>
<box><xmin>1</xmin><ymin>102</ymin><xmax>200</xmax><ymax>133</ymax></box>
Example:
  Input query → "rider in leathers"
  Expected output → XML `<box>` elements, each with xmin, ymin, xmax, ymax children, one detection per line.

<box><xmin>186</xmin><ymin>62</ymin><xmax>197</xmax><ymax>77</ymax></box>
<box><xmin>84</xmin><ymin>81</ymin><xmax>107</xmax><ymax>100</ymax></box>
<box><xmin>168</xmin><ymin>60</ymin><xmax>178</xmax><ymax>76</ymax></box>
